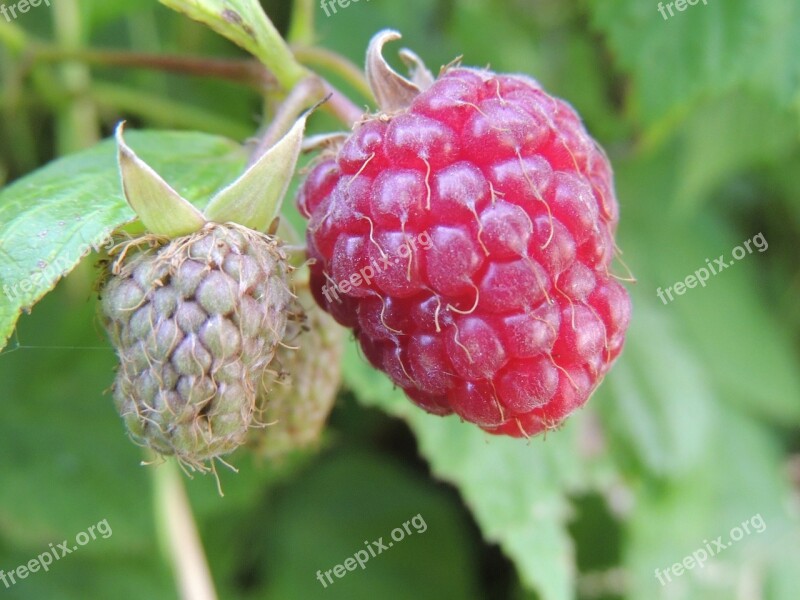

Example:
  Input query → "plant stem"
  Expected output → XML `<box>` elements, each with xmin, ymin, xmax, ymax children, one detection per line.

<box><xmin>249</xmin><ymin>76</ymin><xmax>326</xmax><ymax>165</ymax></box>
<box><xmin>7</xmin><ymin>35</ymin><xmax>362</xmax><ymax>131</ymax></box>
<box><xmin>246</xmin><ymin>3</ymin><xmax>309</xmax><ymax>89</ymax></box>
<box><xmin>322</xmin><ymin>79</ymin><xmax>365</xmax><ymax>127</ymax></box>
<box><xmin>51</xmin><ymin>0</ymin><xmax>100</xmax><ymax>153</ymax></box>
<box><xmin>0</xmin><ymin>46</ymin><xmax>38</xmax><ymax>172</ymax></box>
<box><xmin>90</xmin><ymin>82</ymin><xmax>252</xmax><ymax>140</ymax></box>
<box><xmin>32</xmin><ymin>45</ymin><xmax>362</xmax><ymax>128</ymax></box>
<box><xmin>293</xmin><ymin>44</ymin><xmax>372</xmax><ymax>101</ymax></box>
<box><xmin>158</xmin><ymin>0</ymin><xmax>308</xmax><ymax>90</ymax></box>
<box><xmin>154</xmin><ymin>459</ymin><xmax>218</xmax><ymax>600</ymax></box>
<box><xmin>34</xmin><ymin>47</ymin><xmax>276</xmax><ymax>89</ymax></box>
<box><xmin>288</xmin><ymin>0</ymin><xmax>316</xmax><ymax>46</ymax></box>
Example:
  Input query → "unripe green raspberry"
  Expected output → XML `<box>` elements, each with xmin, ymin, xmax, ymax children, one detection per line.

<box><xmin>101</xmin><ymin>222</ymin><xmax>292</xmax><ymax>470</ymax></box>
<box><xmin>251</xmin><ymin>281</ymin><xmax>345</xmax><ymax>458</ymax></box>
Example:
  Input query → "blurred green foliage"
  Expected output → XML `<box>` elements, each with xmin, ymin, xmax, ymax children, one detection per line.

<box><xmin>0</xmin><ymin>0</ymin><xmax>799</xmax><ymax>599</ymax></box>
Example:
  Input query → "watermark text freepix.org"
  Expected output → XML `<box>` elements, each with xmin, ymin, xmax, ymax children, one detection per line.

<box><xmin>2</xmin><ymin>255</ymin><xmax>73</xmax><ymax>301</ymax></box>
<box><xmin>320</xmin><ymin>230</ymin><xmax>433</xmax><ymax>304</ymax></box>
<box><xmin>320</xmin><ymin>0</ymin><xmax>370</xmax><ymax>18</ymax></box>
<box><xmin>1</xmin><ymin>0</ymin><xmax>50</xmax><ymax>23</ymax></box>
<box><xmin>657</xmin><ymin>0</ymin><xmax>708</xmax><ymax>21</ymax></box>
<box><xmin>654</xmin><ymin>513</ymin><xmax>766</xmax><ymax>586</ymax></box>
<box><xmin>316</xmin><ymin>514</ymin><xmax>427</xmax><ymax>588</ymax></box>
<box><xmin>0</xmin><ymin>518</ymin><xmax>112</xmax><ymax>589</ymax></box>
<box><xmin>656</xmin><ymin>232</ymin><xmax>767</xmax><ymax>305</ymax></box>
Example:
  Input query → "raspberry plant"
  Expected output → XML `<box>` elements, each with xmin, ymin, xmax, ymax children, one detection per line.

<box><xmin>1</xmin><ymin>1</ymin><xmax>799</xmax><ymax>599</ymax></box>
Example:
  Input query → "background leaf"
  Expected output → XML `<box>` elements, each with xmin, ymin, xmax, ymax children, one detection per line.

<box><xmin>587</xmin><ymin>0</ymin><xmax>800</xmax><ymax>129</ymax></box>
<box><xmin>0</xmin><ymin>282</ymin><xmax>173</xmax><ymax>598</ymax></box>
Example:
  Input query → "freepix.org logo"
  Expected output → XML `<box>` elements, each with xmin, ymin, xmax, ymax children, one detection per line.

<box><xmin>319</xmin><ymin>0</ymin><xmax>370</xmax><ymax>18</ymax></box>
<box><xmin>1</xmin><ymin>0</ymin><xmax>51</xmax><ymax>23</ymax></box>
<box><xmin>654</xmin><ymin>513</ymin><xmax>766</xmax><ymax>586</ymax></box>
<box><xmin>656</xmin><ymin>232</ymin><xmax>767</xmax><ymax>305</ymax></box>
<box><xmin>315</xmin><ymin>514</ymin><xmax>427</xmax><ymax>588</ymax></box>
<box><xmin>320</xmin><ymin>230</ymin><xmax>433</xmax><ymax>304</ymax></box>
<box><xmin>657</xmin><ymin>0</ymin><xmax>708</xmax><ymax>21</ymax></box>
<box><xmin>0</xmin><ymin>518</ymin><xmax>112</xmax><ymax>589</ymax></box>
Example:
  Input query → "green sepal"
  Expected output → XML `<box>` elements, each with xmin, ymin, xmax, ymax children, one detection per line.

<box><xmin>115</xmin><ymin>122</ymin><xmax>207</xmax><ymax>238</ymax></box>
<box><xmin>203</xmin><ymin>114</ymin><xmax>307</xmax><ymax>232</ymax></box>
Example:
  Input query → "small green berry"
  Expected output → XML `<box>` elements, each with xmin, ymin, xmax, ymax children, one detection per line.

<box><xmin>101</xmin><ymin>222</ymin><xmax>292</xmax><ymax>471</ymax></box>
<box><xmin>250</xmin><ymin>281</ymin><xmax>345</xmax><ymax>458</ymax></box>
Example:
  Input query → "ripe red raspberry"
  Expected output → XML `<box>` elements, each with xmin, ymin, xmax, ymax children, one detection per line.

<box><xmin>297</xmin><ymin>33</ymin><xmax>631</xmax><ymax>437</ymax></box>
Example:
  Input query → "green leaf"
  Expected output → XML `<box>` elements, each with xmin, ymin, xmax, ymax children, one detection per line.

<box><xmin>595</xmin><ymin>297</ymin><xmax>716</xmax><ymax>478</ymax></box>
<box><xmin>0</xmin><ymin>552</ymin><xmax>174</xmax><ymax>600</ymax></box>
<box><xmin>588</xmin><ymin>0</ymin><xmax>800</xmax><ymax>129</ymax></box>
<box><xmin>343</xmin><ymin>340</ymin><xmax>617</xmax><ymax>600</ymax></box>
<box><xmin>158</xmin><ymin>0</ymin><xmax>307</xmax><ymax>88</ymax></box>
<box><xmin>616</xmin><ymin>151</ymin><xmax>800</xmax><ymax>426</ymax></box>
<box><xmin>674</xmin><ymin>93</ymin><xmax>799</xmax><ymax>212</ymax></box>
<box><xmin>0</xmin><ymin>284</ymin><xmax>173</xmax><ymax>597</ymax></box>
<box><xmin>116</xmin><ymin>123</ymin><xmax>207</xmax><ymax>237</ymax></box>
<box><xmin>666</xmin><ymin>222</ymin><xmax>800</xmax><ymax>425</ymax></box>
<box><xmin>204</xmin><ymin>114</ymin><xmax>307</xmax><ymax>231</ymax></box>
<box><xmin>234</xmin><ymin>449</ymin><xmax>483</xmax><ymax>600</ymax></box>
<box><xmin>0</xmin><ymin>130</ymin><xmax>247</xmax><ymax>352</ymax></box>
<box><xmin>623</xmin><ymin>409</ymin><xmax>800</xmax><ymax>600</ymax></box>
